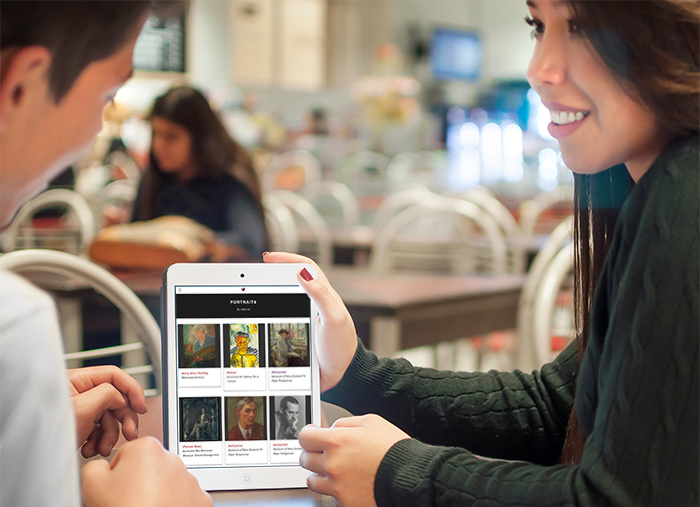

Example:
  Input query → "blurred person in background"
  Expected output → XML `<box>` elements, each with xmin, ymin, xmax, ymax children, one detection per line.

<box><xmin>0</xmin><ymin>1</ymin><xmax>211</xmax><ymax>506</ymax></box>
<box><xmin>132</xmin><ymin>85</ymin><xmax>269</xmax><ymax>260</ymax></box>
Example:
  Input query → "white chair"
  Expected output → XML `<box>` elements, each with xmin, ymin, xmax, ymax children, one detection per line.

<box><xmin>302</xmin><ymin>180</ymin><xmax>360</xmax><ymax>232</ymax></box>
<box><xmin>3</xmin><ymin>189</ymin><xmax>95</xmax><ymax>255</ymax></box>
<box><xmin>519</xmin><ymin>186</ymin><xmax>574</xmax><ymax>237</ymax></box>
<box><xmin>515</xmin><ymin>216</ymin><xmax>574</xmax><ymax>371</ymax></box>
<box><xmin>369</xmin><ymin>195</ymin><xmax>507</xmax><ymax>276</ymax></box>
<box><xmin>93</xmin><ymin>179</ymin><xmax>138</xmax><ymax>230</ymax></box>
<box><xmin>266</xmin><ymin>191</ymin><xmax>333</xmax><ymax>267</ymax></box>
<box><xmin>105</xmin><ymin>150</ymin><xmax>142</xmax><ymax>185</ymax></box>
<box><xmin>261</xmin><ymin>149</ymin><xmax>322</xmax><ymax>193</ymax></box>
<box><xmin>75</xmin><ymin>163</ymin><xmax>112</xmax><ymax>200</ymax></box>
<box><xmin>373</xmin><ymin>185</ymin><xmax>435</xmax><ymax>232</ymax></box>
<box><xmin>461</xmin><ymin>187</ymin><xmax>526</xmax><ymax>273</ymax></box>
<box><xmin>531</xmin><ymin>242</ymin><xmax>575</xmax><ymax>367</ymax></box>
<box><xmin>386</xmin><ymin>151</ymin><xmax>449</xmax><ymax>193</ymax></box>
<box><xmin>337</xmin><ymin>151</ymin><xmax>391</xmax><ymax>225</ymax></box>
<box><xmin>263</xmin><ymin>196</ymin><xmax>299</xmax><ymax>254</ymax></box>
<box><xmin>0</xmin><ymin>249</ymin><xmax>161</xmax><ymax>396</ymax></box>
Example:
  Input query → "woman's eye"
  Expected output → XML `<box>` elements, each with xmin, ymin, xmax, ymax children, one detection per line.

<box><xmin>568</xmin><ymin>18</ymin><xmax>582</xmax><ymax>35</ymax></box>
<box><xmin>524</xmin><ymin>16</ymin><xmax>544</xmax><ymax>39</ymax></box>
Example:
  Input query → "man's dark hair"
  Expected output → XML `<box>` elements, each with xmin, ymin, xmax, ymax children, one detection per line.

<box><xmin>278</xmin><ymin>329</ymin><xmax>290</xmax><ymax>336</ymax></box>
<box><xmin>0</xmin><ymin>0</ymin><xmax>151</xmax><ymax>102</ymax></box>
<box><xmin>279</xmin><ymin>396</ymin><xmax>299</xmax><ymax>411</ymax></box>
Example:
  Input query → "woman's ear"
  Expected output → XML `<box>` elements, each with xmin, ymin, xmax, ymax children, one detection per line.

<box><xmin>0</xmin><ymin>46</ymin><xmax>52</xmax><ymax>132</ymax></box>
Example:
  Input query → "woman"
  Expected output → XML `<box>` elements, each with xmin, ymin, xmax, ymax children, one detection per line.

<box><xmin>132</xmin><ymin>86</ymin><xmax>269</xmax><ymax>260</ymax></box>
<box><xmin>265</xmin><ymin>0</ymin><xmax>699</xmax><ymax>505</ymax></box>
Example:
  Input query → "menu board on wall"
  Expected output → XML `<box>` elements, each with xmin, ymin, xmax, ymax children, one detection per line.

<box><xmin>133</xmin><ymin>15</ymin><xmax>186</xmax><ymax>73</ymax></box>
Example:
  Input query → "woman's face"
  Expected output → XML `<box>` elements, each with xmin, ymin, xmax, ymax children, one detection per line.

<box><xmin>150</xmin><ymin>116</ymin><xmax>196</xmax><ymax>180</ymax></box>
<box><xmin>526</xmin><ymin>0</ymin><xmax>668</xmax><ymax>181</ymax></box>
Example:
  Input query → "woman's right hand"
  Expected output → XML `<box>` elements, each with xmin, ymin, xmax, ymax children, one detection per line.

<box><xmin>263</xmin><ymin>252</ymin><xmax>358</xmax><ymax>392</ymax></box>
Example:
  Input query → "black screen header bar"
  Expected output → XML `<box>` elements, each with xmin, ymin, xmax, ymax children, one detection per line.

<box><xmin>175</xmin><ymin>293</ymin><xmax>310</xmax><ymax>319</ymax></box>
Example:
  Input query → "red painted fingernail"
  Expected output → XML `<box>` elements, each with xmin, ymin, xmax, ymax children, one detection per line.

<box><xmin>300</xmin><ymin>268</ymin><xmax>313</xmax><ymax>281</ymax></box>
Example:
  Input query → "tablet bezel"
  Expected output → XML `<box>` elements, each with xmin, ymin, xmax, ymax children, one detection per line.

<box><xmin>161</xmin><ymin>262</ymin><xmax>320</xmax><ymax>491</ymax></box>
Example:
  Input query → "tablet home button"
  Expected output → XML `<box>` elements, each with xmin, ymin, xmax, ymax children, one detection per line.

<box><xmin>243</xmin><ymin>475</ymin><xmax>251</xmax><ymax>483</ymax></box>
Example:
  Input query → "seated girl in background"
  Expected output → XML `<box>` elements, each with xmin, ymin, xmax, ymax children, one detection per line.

<box><xmin>132</xmin><ymin>86</ymin><xmax>269</xmax><ymax>260</ymax></box>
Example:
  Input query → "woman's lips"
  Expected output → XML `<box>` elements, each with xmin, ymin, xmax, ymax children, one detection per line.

<box><xmin>547</xmin><ymin>109</ymin><xmax>590</xmax><ymax>140</ymax></box>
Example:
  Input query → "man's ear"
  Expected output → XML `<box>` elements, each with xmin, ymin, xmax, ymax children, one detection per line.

<box><xmin>0</xmin><ymin>46</ymin><xmax>52</xmax><ymax>132</ymax></box>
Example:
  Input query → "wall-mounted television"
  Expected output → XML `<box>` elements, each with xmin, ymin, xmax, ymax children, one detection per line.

<box><xmin>430</xmin><ymin>28</ymin><xmax>482</xmax><ymax>82</ymax></box>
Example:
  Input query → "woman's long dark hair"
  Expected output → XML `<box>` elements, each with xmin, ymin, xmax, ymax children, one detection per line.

<box><xmin>560</xmin><ymin>0</ymin><xmax>700</xmax><ymax>464</ymax></box>
<box><xmin>135</xmin><ymin>86</ymin><xmax>267</xmax><ymax>238</ymax></box>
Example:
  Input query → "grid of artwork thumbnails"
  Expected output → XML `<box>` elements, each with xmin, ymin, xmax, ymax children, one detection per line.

<box><xmin>176</xmin><ymin>321</ymin><xmax>312</xmax><ymax>467</ymax></box>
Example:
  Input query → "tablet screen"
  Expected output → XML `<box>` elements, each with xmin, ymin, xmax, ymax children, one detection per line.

<box><xmin>170</xmin><ymin>284</ymin><xmax>314</xmax><ymax>472</ymax></box>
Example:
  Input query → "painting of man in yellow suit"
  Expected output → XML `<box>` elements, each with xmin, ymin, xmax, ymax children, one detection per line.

<box><xmin>230</xmin><ymin>329</ymin><xmax>259</xmax><ymax>368</ymax></box>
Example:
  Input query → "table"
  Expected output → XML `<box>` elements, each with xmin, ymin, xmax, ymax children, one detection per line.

<box><xmin>325</xmin><ymin>268</ymin><xmax>525</xmax><ymax>358</ymax></box>
<box><xmin>19</xmin><ymin>263</ymin><xmax>524</xmax><ymax>362</ymax></box>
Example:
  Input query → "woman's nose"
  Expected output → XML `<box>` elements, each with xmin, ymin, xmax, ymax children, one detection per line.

<box><xmin>527</xmin><ymin>37</ymin><xmax>567</xmax><ymax>89</ymax></box>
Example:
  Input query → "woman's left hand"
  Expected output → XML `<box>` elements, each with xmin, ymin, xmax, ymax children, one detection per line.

<box><xmin>298</xmin><ymin>414</ymin><xmax>410</xmax><ymax>506</ymax></box>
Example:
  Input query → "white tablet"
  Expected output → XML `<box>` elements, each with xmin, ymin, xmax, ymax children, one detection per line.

<box><xmin>161</xmin><ymin>262</ymin><xmax>320</xmax><ymax>491</ymax></box>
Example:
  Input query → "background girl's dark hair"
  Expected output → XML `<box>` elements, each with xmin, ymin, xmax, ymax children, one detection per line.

<box><xmin>135</xmin><ymin>86</ymin><xmax>266</xmax><ymax>232</ymax></box>
<box><xmin>0</xmin><ymin>1</ymin><xmax>151</xmax><ymax>102</ymax></box>
<box><xmin>561</xmin><ymin>0</ymin><xmax>700</xmax><ymax>464</ymax></box>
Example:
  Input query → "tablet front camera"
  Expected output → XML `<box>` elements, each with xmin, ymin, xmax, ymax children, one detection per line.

<box><xmin>240</xmin><ymin>273</ymin><xmax>245</xmax><ymax>278</ymax></box>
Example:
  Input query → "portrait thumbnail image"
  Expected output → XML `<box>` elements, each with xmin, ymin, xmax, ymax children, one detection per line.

<box><xmin>180</xmin><ymin>397</ymin><xmax>221</xmax><ymax>442</ymax></box>
<box><xmin>268</xmin><ymin>323</ymin><xmax>309</xmax><ymax>368</ymax></box>
<box><xmin>179</xmin><ymin>323</ymin><xmax>220</xmax><ymax>369</ymax></box>
<box><xmin>224</xmin><ymin>323</ymin><xmax>266</xmax><ymax>368</ymax></box>
<box><xmin>270</xmin><ymin>395</ymin><xmax>310</xmax><ymax>440</ymax></box>
<box><xmin>225</xmin><ymin>396</ymin><xmax>267</xmax><ymax>441</ymax></box>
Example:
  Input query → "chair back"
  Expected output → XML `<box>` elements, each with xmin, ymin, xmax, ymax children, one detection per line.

<box><xmin>373</xmin><ymin>186</ymin><xmax>435</xmax><ymax>232</ymax></box>
<box><xmin>336</xmin><ymin>151</ymin><xmax>391</xmax><ymax>224</ymax></box>
<box><xmin>0</xmin><ymin>249</ymin><xmax>161</xmax><ymax>396</ymax></box>
<box><xmin>515</xmin><ymin>215</ymin><xmax>574</xmax><ymax>371</ymax></box>
<box><xmin>261</xmin><ymin>149</ymin><xmax>322</xmax><ymax>192</ymax></box>
<box><xmin>519</xmin><ymin>187</ymin><xmax>574</xmax><ymax>237</ymax></box>
<box><xmin>369</xmin><ymin>196</ymin><xmax>507</xmax><ymax>275</ymax></box>
<box><xmin>302</xmin><ymin>180</ymin><xmax>360</xmax><ymax>232</ymax></box>
<box><xmin>263</xmin><ymin>196</ymin><xmax>299</xmax><ymax>254</ymax></box>
<box><xmin>267</xmin><ymin>190</ymin><xmax>333</xmax><ymax>267</ymax></box>
<box><xmin>93</xmin><ymin>179</ymin><xmax>138</xmax><ymax>229</ymax></box>
<box><xmin>386</xmin><ymin>151</ymin><xmax>449</xmax><ymax>193</ymax></box>
<box><xmin>531</xmin><ymin>242</ymin><xmax>575</xmax><ymax>367</ymax></box>
<box><xmin>461</xmin><ymin>187</ymin><xmax>526</xmax><ymax>273</ymax></box>
<box><xmin>3</xmin><ymin>189</ymin><xmax>95</xmax><ymax>255</ymax></box>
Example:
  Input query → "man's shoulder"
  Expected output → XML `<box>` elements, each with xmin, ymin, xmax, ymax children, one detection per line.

<box><xmin>0</xmin><ymin>269</ymin><xmax>56</xmax><ymax>326</ymax></box>
<box><xmin>0</xmin><ymin>269</ymin><xmax>50</xmax><ymax>302</ymax></box>
<box><xmin>228</xmin><ymin>425</ymin><xmax>244</xmax><ymax>439</ymax></box>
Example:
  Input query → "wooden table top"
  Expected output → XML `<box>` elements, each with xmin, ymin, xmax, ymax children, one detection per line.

<box><xmin>325</xmin><ymin>267</ymin><xmax>525</xmax><ymax>311</ymax></box>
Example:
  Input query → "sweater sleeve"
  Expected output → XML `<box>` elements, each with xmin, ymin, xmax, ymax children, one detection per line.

<box><xmin>323</xmin><ymin>339</ymin><xmax>578</xmax><ymax>465</ymax></box>
<box><xmin>326</xmin><ymin>141</ymin><xmax>699</xmax><ymax>506</ymax></box>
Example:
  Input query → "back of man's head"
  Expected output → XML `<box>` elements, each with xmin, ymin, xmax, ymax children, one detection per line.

<box><xmin>1</xmin><ymin>1</ymin><xmax>149</xmax><ymax>102</ymax></box>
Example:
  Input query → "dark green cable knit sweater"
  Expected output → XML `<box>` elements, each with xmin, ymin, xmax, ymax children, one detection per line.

<box><xmin>323</xmin><ymin>136</ymin><xmax>699</xmax><ymax>506</ymax></box>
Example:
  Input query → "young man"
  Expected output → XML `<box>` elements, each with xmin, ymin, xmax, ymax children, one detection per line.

<box><xmin>228</xmin><ymin>397</ymin><xmax>265</xmax><ymax>441</ymax></box>
<box><xmin>275</xmin><ymin>396</ymin><xmax>301</xmax><ymax>440</ymax></box>
<box><xmin>231</xmin><ymin>331</ymin><xmax>259</xmax><ymax>368</ymax></box>
<box><xmin>0</xmin><ymin>2</ymin><xmax>211</xmax><ymax>506</ymax></box>
<box><xmin>273</xmin><ymin>329</ymin><xmax>304</xmax><ymax>367</ymax></box>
